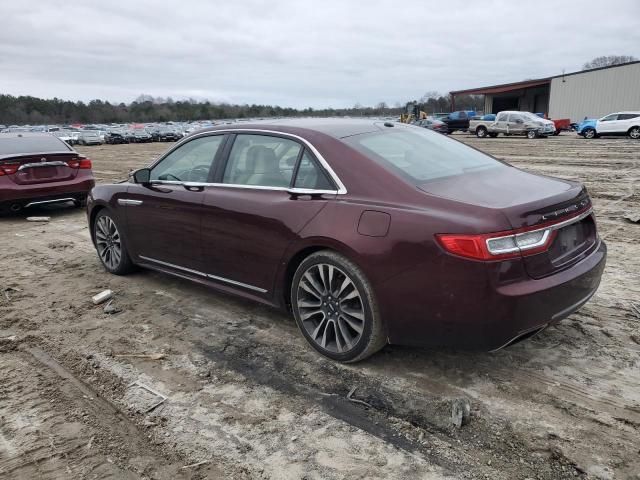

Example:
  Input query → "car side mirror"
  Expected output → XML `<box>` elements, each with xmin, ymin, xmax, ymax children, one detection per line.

<box><xmin>133</xmin><ymin>168</ymin><xmax>151</xmax><ymax>184</ymax></box>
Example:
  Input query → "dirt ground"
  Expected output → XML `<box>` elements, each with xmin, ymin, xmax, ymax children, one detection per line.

<box><xmin>1</xmin><ymin>133</ymin><xmax>639</xmax><ymax>479</ymax></box>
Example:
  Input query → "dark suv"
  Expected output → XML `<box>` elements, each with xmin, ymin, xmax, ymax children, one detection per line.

<box><xmin>441</xmin><ymin>111</ymin><xmax>475</xmax><ymax>133</ymax></box>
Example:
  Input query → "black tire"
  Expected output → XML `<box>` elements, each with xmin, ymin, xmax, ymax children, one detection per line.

<box><xmin>488</xmin><ymin>132</ymin><xmax>498</xmax><ymax>138</ymax></box>
<box><xmin>93</xmin><ymin>210</ymin><xmax>136</xmax><ymax>275</ymax></box>
<box><xmin>583</xmin><ymin>128</ymin><xmax>596</xmax><ymax>139</ymax></box>
<box><xmin>628</xmin><ymin>126</ymin><xmax>640</xmax><ymax>140</ymax></box>
<box><xmin>291</xmin><ymin>250</ymin><xmax>386</xmax><ymax>363</ymax></box>
<box><xmin>476</xmin><ymin>126</ymin><xmax>487</xmax><ymax>138</ymax></box>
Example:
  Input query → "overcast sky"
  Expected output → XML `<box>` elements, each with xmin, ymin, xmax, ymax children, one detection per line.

<box><xmin>1</xmin><ymin>0</ymin><xmax>639</xmax><ymax>108</ymax></box>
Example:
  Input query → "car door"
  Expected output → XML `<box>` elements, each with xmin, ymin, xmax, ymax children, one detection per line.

<box><xmin>124</xmin><ymin>133</ymin><xmax>227</xmax><ymax>272</ymax></box>
<box><xmin>596</xmin><ymin>114</ymin><xmax>618</xmax><ymax>134</ymax></box>
<box><xmin>201</xmin><ymin>133</ymin><xmax>338</xmax><ymax>296</ymax></box>
<box><xmin>494</xmin><ymin>112</ymin><xmax>509</xmax><ymax>133</ymax></box>
<box><xmin>507</xmin><ymin>113</ymin><xmax>525</xmax><ymax>134</ymax></box>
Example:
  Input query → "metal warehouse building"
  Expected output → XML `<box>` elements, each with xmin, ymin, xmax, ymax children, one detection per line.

<box><xmin>450</xmin><ymin>61</ymin><xmax>640</xmax><ymax>122</ymax></box>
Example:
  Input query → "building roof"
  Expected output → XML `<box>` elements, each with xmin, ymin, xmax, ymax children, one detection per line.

<box><xmin>450</xmin><ymin>60</ymin><xmax>640</xmax><ymax>96</ymax></box>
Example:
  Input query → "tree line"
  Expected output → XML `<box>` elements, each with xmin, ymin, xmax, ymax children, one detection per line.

<box><xmin>0</xmin><ymin>92</ymin><xmax>483</xmax><ymax>126</ymax></box>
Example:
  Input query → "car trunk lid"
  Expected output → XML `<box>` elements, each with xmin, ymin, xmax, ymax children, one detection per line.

<box><xmin>418</xmin><ymin>166</ymin><xmax>598</xmax><ymax>278</ymax></box>
<box><xmin>0</xmin><ymin>153</ymin><xmax>82</xmax><ymax>185</ymax></box>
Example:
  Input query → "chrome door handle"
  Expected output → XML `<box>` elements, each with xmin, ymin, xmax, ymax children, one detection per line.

<box><xmin>183</xmin><ymin>182</ymin><xmax>206</xmax><ymax>192</ymax></box>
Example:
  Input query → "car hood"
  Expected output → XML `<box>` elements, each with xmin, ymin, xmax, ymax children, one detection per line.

<box><xmin>418</xmin><ymin>166</ymin><xmax>586</xmax><ymax>229</ymax></box>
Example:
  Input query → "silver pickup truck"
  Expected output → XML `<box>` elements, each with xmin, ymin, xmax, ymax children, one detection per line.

<box><xmin>469</xmin><ymin>111</ymin><xmax>556</xmax><ymax>139</ymax></box>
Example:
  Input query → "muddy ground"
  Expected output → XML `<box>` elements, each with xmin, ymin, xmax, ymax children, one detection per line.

<box><xmin>1</xmin><ymin>133</ymin><xmax>638</xmax><ymax>479</ymax></box>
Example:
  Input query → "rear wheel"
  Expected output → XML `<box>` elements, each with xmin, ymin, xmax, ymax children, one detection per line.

<box><xmin>93</xmin><ymin>210</ymin><xmax>135</xmax><ymax>275</ymax></box>
<box><xmin>526</xmin><ymin>130</ymin><xmax>537</xmax><ymax>139</ymax></box>
<box><xmin>291</xmin><ymin>251</ymin><xmax>385</xmax><ymax>363</ymax></box>
<box><xmin>583</xmin><ymin>128</ymin><xmax>596</xmax><ymax>139</ymax></box>
<box><xmin>476</xmin><ymin>126</ymin><xmax>487</xmax><ymax>138</ymax></box>
<box><xmin>629</xmin><ymin>126</ymin><xmax>640</xmax><ymax>139</ymax></box>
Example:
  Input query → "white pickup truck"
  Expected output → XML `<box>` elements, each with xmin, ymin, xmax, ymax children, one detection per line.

<box><xmin>469</xmin><ymin>111</ymin><xmax>556</xmax><ymax>139</ymax></box>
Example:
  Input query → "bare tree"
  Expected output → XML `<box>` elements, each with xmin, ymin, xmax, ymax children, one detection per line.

<box><xmin>582</xmin><ymin>55</ymin><xmax>638</xmax><ymax>70</ymax></box>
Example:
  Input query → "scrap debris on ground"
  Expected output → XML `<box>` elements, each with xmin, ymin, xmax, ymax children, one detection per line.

<box><xmin>0</xmin><ymin>135</ymin><xmax>638</xmax><ymax>479</ymax></box>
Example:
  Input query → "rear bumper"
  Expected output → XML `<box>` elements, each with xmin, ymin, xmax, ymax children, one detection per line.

<box><xmin>0</xmin><ymin>175</ymin><xmax>94</xmax><ymax>207</ymax></box>
<box><xmin>382</xmin><ymin>239</ymin><xmax>607</xmax><ymax>350</ymax></box>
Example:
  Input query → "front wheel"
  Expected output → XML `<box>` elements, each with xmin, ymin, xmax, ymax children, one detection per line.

<box><xmin>583</xmin><ymin>128</ymin><xmax>596</xmax><ymax>139</ymax></box>
<box><xmin>629</xmin><ymin>126</ymin><xmax>640</xmax><ymax>139</ymax></box>
<box><xmin>291</xmin><ymin>251</ymin><xmax>385</xmax><ymax>363</ymax></box>
<box><xmin>93</xmin><ymin>210</ymin><xmax>135</xmax><ymax>275</ymax></box>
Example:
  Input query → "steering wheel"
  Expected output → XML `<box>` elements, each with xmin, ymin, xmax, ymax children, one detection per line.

<box><xmin>186</xmin><ymin>164</ymin><xmax>210</xmax><ymax>182</ymax></box>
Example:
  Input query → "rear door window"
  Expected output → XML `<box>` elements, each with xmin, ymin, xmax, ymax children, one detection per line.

<box><xmin>497</xmin><ymin>113</ymin><xmax>508</xmax><ymax>122</ymax></box>
<box><xmin>222</xmin><ymin>134</ymin><xmax>301</xmax><ymax>188</ymax></box>
<box><xmin>293</xmin><ymin>150</ymin><xmax>335</xmax><ymax>190</ymax></box>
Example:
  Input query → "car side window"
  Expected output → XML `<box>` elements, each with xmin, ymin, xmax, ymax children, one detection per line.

<box><xmin>294</xmin><ymin>150</ymin><xmax>335</xmax><ymax>190</ymax></box>
<box><xmin>600</xmin><ymin>114</ymin><xmax>618</xmax><ymax>122</ymax></box>
<box><xmin>497</xmin><ymin>113</ymin><xmax>508</xmax><ymax>121</ymax></box>
<box><xmin>222</xmin><ymin>134</ymin><xmax>301</xmax><ymax>188</ymax></box>
<box><xmin>618</xmin><ymin>113</ymin><xmax>639</xmax><ymax>120</ymax></box>
<box><xmin>150</xmin><ymin>135</ymin><xmax>224</xmax><ymax>182</ymax></box>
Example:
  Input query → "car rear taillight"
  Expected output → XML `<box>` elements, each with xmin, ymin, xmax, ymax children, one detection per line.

<box><xmin>0</xmin><ymin>162</ymin><xmax>20</xmax><ymax>176</ymax></box>
<box><xmin>67</xmin><ymin>158</ymin><xmax>92</xmax><ymax>169</ymax></box>
<box><xmin>436</xmin><ymin>208</ymin><xmax>592</xmax><ymax>261</ymax></box>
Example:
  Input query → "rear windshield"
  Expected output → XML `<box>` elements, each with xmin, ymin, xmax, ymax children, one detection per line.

<box><xmin>343</xmin><ymin>127</ymin><xmax>505</xmax><ymax>182</ymax></box>
<box><xmin>0</xmin><ymin>134</ymin><xmax>70</xmax><ymax>155</ymax></box>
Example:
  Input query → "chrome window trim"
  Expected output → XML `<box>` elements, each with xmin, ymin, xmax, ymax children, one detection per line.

<box><xmin>148</xmin><ymin>129</ymin><xmax>347</xmax><ymax>194</ymax></box>
<box><xmin>485</xmin><ymin>208</ymin><xmax>593</xmax><ymax>256</ymax></box>
<box><xmin>148</xmin><ymin>179</ymin><xmax>337</xmax><ymax>195</ymax></box>
<box><xmin>138</xmin><ymin>255</ymin><xmax>267</xmax><ymax>293</ymax></box>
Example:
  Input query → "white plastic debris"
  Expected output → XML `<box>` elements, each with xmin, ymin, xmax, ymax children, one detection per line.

<box><xmin>451</xmin><ymin>397</ymin><xmax>471</xmax><ymax>428</ymax></box>
<box><xmin>92</xmin><ymin>289</ymin><xmax>113</xmax><ymax>305</ymax></box>
<box><xmin>26</xmin><ymin>216</ymin><xmax>50</xmax><ymax>222</ymax></box>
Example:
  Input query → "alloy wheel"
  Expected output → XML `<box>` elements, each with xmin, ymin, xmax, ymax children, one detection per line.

<box><xmin>296</xmin><ymin>263</ymin><xmax>365</xmax><ymax>354</ymax></box>
<box><xmin>584</xmin><ymin>128</ymin><xmax>595</xmax><ymax>139</ymax></box>
<box><xmin>95</xmin><ymin>215</ymin><xmax>122</xmax><ymax>270</ymax></box>
<box><xmin>629</xmin><ymin>127</ymin><xmax>640</xmax><ymax>139</ymax></box>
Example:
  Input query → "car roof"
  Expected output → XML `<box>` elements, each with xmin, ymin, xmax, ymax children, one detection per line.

<box><xmin>200</xmin><ymin>118</ymin><xmax>396</xmax><ymax>139</ymax></box>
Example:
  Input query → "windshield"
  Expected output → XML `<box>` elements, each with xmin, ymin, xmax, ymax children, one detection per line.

<box><xmin>343</xmin><ymin>127</ymin><xmax>505</xmax><ymax>183</ymax></box>
<box><xmin>522</xmin><ymin>112</ymin><xmax>543</xmax><ymax>121</ymax></box>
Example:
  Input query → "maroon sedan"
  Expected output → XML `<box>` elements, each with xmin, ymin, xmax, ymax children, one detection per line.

<box><xmin>0</xmin><ymin>132</ymin><xmax>95</xmax><ymax>214</ymax></box>
<box><xmin>87</xmin><ymin>120</ymin><xmax>606</xmax><ymax>362</ymax></box>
